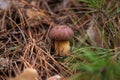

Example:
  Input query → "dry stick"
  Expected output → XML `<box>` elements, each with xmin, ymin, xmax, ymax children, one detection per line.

<box><xmin>11</xmin><ymin>34</ymin><xmax>23</xmax><ymax>46</ymax></box>
<box><xmin>6</xmin><ymin>17</ymin><xmax>27</xmax><ymax>44</ymax></box>
<box><xmin>0</xmin><ymin>70</ymin><xmax>7</xmax><ymax>79</ymax></box>
<box><xmin>23</xmin><ymin>44</ymin><xmax>30</xmax><ymax>58</ymax></box>
<box><xmin>1</xmin><ymin>9</ymin><xmax>7</xmax><ymax>31</ymax></box>
<box><xmin>44</xmin><ymin>22</ymin><xmax>54</xmax><ymax>47</ymax></box>
<box><xmin>0</xmin><ymin>38</ymin><xmax>10</xmax><ymax>49</ymax></box>
<box><xmin>14</xmin><ymin>61</ymin><xmax>21</xmax><ymax>74</ymax></box>
<box><xmin>20</xmin><ymin>56</ymin><xmax>32</xmax><ymax>68</ymax></box>
<box><xmin>36</xmin><ymin>47</ymin><xmax>59</xmax><ymax>74</ymax></box>
<box><xmin>38</xmin><ymin>54</ymin><xmax>51</xmax><ymax>77</ymax></box>
<box><xmin>35</xmin><ymin>45</ymin><xmax>71</xmax><ymax>76</ymax></box>
<box><xmin>28</xmin><ymin>29</ymin><xmax>36</xmax><ymax>58</ymax></box>
<box><xmin>11</xmin><ymin>62</ymin><xmax>18</xmax><ymax>76</ymax></box>
<box><xmin>42</xmin><ymin>0</ymin><xmax>53</xmax><ymax>15</ymax></box>
<box><xmin>36</xmin><ymin>46</ymin><xmax>59</xmax><ymax>71</ymax></box>
<box><xmin>9</xmin><ymin>53</ymin><xmax>16</xmax><ymax>77</ymax></box>
<box><xmin>17</xmin><ymin>8</ymin><xmax>25</xmax><ymax>26</ymax></box>
<box><xmin>31</xmin><ymin>54</ymin><xmax>37</xmax><ymax>68</ymax></box>
<box><xmin>41</xmin><ymin>52</ymin><xmax>53</xmax><ymax>77</ymax></box>
<box><xmin>30</xmin><ymin>41</ymin><xmax>35</xmax><ymax>58</ymax></box>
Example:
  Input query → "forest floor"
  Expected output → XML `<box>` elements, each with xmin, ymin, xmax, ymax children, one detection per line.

<box><xmin>0</xmin><ymin>0</ymin><xmax>120</xmax><ymax>80</ymax></box>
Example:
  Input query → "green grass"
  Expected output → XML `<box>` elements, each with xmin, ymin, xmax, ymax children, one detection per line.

<box><xmin>65</xmin><ymin>1</ymin><xmax>120</xmax><ymax>79</ymax></box>
<box><xmin>78</xmin><ymin>0</ymin><xmax>105</xmax><ymax>9</ymax></box>
<box><xmin>65</xmin><ymin>46</ymin><xmax>120</xmax><ymax>80</ymax></box>
<box><xmin>76</xmin><ymin>0</ymin><xmax>120</xmax><ymax>48</ymax></box>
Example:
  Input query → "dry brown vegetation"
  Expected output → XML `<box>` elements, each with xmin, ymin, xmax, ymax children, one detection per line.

<box><xmin>0</xmin><ymin>0</ymin><xmax>120</xmax><ymax>80</ymax></box>
<box><xmin>0</xmin><ymin>0</ymin><xmax>77</xmax><ymax>80</ymax></box>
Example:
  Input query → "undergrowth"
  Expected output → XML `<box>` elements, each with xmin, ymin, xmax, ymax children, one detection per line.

<box><xmin>65</xmin><ymin>0</ymin><xmax>120</xmax><ymax>80</ymax></box>
<box><xmin>65</xmin><ymin>46</ymin><xmax>120</xmax><ymax>80</ymax></box>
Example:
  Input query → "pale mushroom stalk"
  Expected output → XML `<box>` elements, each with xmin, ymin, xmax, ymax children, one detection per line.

<box><xmin>55</xmin><ymin>40</ymin><xmax>70</xmax><ymax>56</ymax></box>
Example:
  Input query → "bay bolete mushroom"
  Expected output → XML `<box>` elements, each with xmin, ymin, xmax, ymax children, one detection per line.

<box><xmin>49</xmin><ymin>25</ymin><xmax>74</xmax><ymax>56</ymax></box>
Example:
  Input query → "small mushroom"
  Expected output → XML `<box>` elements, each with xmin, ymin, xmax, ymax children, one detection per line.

<box><xmin>49</xmin><ymin>25</ymin><xmax>74</xmax><ymax>56</ymax></box>
<box><xmin>9</xmin><ymin>68</ymin><xmax>38</xmax><ymax>80</ymax></box>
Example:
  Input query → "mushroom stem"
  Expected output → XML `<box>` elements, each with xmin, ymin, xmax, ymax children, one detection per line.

<box><xmin>55</xmin><ymin>40</ymin><xmax>70</xmax><ymax>56</ymax></box>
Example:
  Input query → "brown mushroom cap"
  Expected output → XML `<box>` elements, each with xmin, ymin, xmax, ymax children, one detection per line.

<box><xmin>49</xmin><ymin>25</ymin><xmax>74</xmax><ymax>41</ymax></box>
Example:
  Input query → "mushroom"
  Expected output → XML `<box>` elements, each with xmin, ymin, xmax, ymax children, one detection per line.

<box><xmin>49</xmin><ymin>25</ymin><xmax>74</xmax><ymax>56</ymax></box>
<box><xmin>9</xmin><ymin>68</ymin><xmax>38</xmax><ymax>80</ymax></box>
